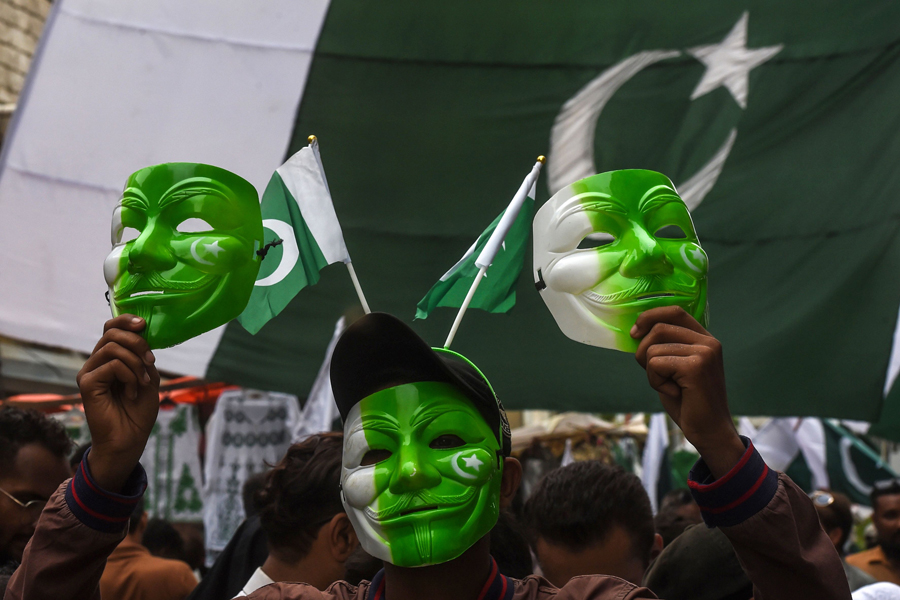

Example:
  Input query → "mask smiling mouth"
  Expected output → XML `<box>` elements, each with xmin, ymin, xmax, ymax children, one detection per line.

<box><xmin>115</xmin><ymin>272</ymin><xmax>217</xmax><ymax>303</ymax></box>
<box><xmin>365</xmin><ymin>486</ymin><xmax>477</xmax><ymax>522</ymax></box>
<box><xmin>582</xmin><ymin>276</ymin><xmax>696</xmax><ymax>306</ymax></box>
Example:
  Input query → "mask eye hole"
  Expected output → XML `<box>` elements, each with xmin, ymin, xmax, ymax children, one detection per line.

<box><xmin>177</xmin><ymin>218</ymin><xmax>214</xmax><ymax>233</ymax></box>
<box><xmin>429</xmin><ymin>434</ymin><xmax>465</xmax><ymax>450</ymax></box>
<box><xmin>577</xmin><ymin>232</ymin><xmax>615</xmax><ymax>249</ymax></box>
<box><xmin>120</xmin><ymin>227</ymin><xmax>140</xmax><ymax>244</ymax></box>
<box><xmin>655</xmin><ymin>225</ymin><xmax>687</xmax><ymax>239</ymax></box>
<box><xmin>361</xmin><ymin>449</ymin><xmax>392</xmax><ymax>466</ymax></box>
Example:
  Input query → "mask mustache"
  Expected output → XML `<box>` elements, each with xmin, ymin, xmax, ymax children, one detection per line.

<box><xmin>365</xmin><ymin>486</ymin><xmax>477</xmax><ymax>522</ymax></box>
<box><xmin>585</xmin><ymin>275</ymin><xmax>696</xmax><ymax>305</ymax></box>
<box><xmin>115</xmin><ymin>271</ymin><xmax>216</xmax><ymax>299</ymax></box>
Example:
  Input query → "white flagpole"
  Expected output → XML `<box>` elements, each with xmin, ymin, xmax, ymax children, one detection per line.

<box><xmin>308</xmin><ymin>135</ymin><xmax>371</xmax><ymax>314</ymax></box>
<box><xmin>442</xmin><ymin>156</ymin><xmax>544</xmax><ymax>348</ymax></box>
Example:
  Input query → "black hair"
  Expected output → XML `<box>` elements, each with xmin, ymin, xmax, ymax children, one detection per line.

<box><xmin>143</xmin><ymin>517</ymin><xmax>185</xmax><ymax>560</ymax></box>
<box><xmin>814</xmin><ymin>490</ymin><xmax>853</xmax><ymax>549</ymax></box>
<box><xmin>490</xmin><ymin>510</ymin><xmax>533</xmax><ymax>579</ymax></box>
<box><xmin>69</xmin><ymin>442</ymin><xmax>92</xmax><ymax>471</ymax></box>
<box><xmin>242</xmin><ymin>471</ymin><xmax>269</xmax><ymax>519</ymax></box>
<box><xmin>871</xmin><ymin>479</ymin><xmax>900</xmax><ymax>510</ymax></box>
<box><xmin>0</xmin><ymin>406</ymin><xmax>71</xmax><ymax>471</ymax></box>
<box><xmin>523</xmin><ymin>461</ymin><xmax>655</xmax><ymax>565</ymax></box>
<box><xmin>255</xmin><ymin>433</ymin><xmax>344</xmax><ymax>559</ymax></box>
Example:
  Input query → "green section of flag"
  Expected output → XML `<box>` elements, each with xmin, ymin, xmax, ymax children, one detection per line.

<box><xmin>785</xmin><ymin>421</ymin><xmax>896</xmax><ymax>506</ymax></box>
<box><xmin>237</xmin><ymin>172</ymin><xmax>329</xmax><ymax>335</ymax></box>
<box><xmin>210</xmin><ymin>1</ymin><xmax>900</xmax><ymax>424</ymax></box>
<box><xmin>415</xmin><ymin>198</ymin><xmax>534</xmax><ymax>320</ymax></box>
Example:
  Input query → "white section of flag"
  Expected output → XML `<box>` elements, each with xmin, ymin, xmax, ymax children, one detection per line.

<box><xmin>293</xmin><ymin>317</ymin><xmax>345</xmax><ymax>443</ymax></box>
<box><xmin>641</xmin><ymin>413</ymin><xmax>669</xmax><ymax>514</ymax></box>
<box><xmin>276</xmin><ymin>146</ymin><xmax>351</xmax><ymax>265</ymax></box>
<box><xmin>0</xmin><ymin>0</ymin><xmax>332</xmax><ymax>376</ymax></box>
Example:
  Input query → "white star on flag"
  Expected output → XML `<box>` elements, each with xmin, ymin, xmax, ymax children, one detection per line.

<box><xmin>462</xmin><ymin>454</ymin><xmax>483</xmax><ymax>471</ymax></box>
<box><xmin>687</xmin><ymin>12</ymin><xmax>782</xmax><ymax>109</ymax></box>
<box><xmin>203</xmin><ymin>240</ymin><xmax>224</xmax><ymax>258</ymax></box>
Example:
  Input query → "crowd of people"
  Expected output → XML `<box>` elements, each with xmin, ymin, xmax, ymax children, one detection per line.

<box><xmin>1</xmin><ymin>307</ymin><xmax>899</xmax><ymax>598</ymax></box>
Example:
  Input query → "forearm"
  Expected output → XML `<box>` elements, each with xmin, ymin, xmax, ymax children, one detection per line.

<box><xmin>688</xmin><ymin>438</ymin><xmax>851</xmax><ymax>600</ymax></box>
<box><xmin>6</xmin><ymin>453</ymin><xmax>147</xmax><ymax>600</ymax></box>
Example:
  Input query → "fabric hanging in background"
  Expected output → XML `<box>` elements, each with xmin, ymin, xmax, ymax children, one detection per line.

<box><xmin>139</xmin><ymin>404</ymin><xmax>204</xmax><ymax>523</ymax></box>
<box><xmin>202</xmin><ymin>389</ymin><xmax>301</xmax><ymax>566</ymax></box>
<box><xmin>292</xmin><ymin>316</ymin><xmax>345</xmax><ymax>443</ymax></box>
<box><xmin>49</xmin><ymin>407</ymin><xmax>91</xmax><ymax>450</ymax></box>
<box><xmin>641</xmin><ymin>413</ymin><xmax>670</xmax><ymax>515</ymax></box>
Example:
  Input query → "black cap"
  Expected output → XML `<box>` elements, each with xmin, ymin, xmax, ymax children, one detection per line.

<box><xmin>330</xmin><ymin>312</ymin><xmax>511</xmax><ymax>456</ymax></box>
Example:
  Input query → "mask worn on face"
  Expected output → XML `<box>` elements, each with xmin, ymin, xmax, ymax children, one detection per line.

<box><xmin>341</xmin><ymin>381</ymin><xmax>503</xmax><ymax>567</ymax></box>
<box><xmin>104</xmin><ymin>163</ymin><xmax>264</xmax><ymax>349</ymax></box>
<box><xmin>533</xmin><ymin>169</ymin><xmax>708</xmax><ymax>353</ymax></box>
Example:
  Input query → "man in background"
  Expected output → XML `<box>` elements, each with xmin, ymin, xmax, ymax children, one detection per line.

<box><xmin>100</xmin><ymin>497</ymin><xmax>197</xmax><ymax>600</ymax></box>
<box><xmin>523</xmin><ymin>461</ymin><xmax>663</xmax><ymax>586</ymax></box>
<box><xmin>0</xmin><ymin>406</ymin><xmax>71</xmax><ymax>592</ymax></box>
<box><xmin>236</xmin><ymin>432</ymin><xmax>358</xmax><ymax>597</ymax></box>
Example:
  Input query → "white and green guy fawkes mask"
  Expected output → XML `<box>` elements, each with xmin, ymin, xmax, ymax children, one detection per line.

<box><xmin>533</xmin><ymin>169</ymin><xmax>709</xmax><ymax>353</ymax></box>
<box><xmin>340</xmin><ymin>381</ymin><xmax>503</xmax><ymax>568</ymax></box>
<box><xmin>104</xmin><ymin>163</ymin><xmax>264</xmax><ymax>349</ymax></box>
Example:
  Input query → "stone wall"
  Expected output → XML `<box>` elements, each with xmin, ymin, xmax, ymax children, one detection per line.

<box><xmin>0</xmin><ymin>0</ymin><xmax>51</xmax><ymax>139</ymax></box>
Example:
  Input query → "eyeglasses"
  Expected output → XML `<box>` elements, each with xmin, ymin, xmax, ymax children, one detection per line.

<box><xmin>809</xmin><ymin>490</ymin><xmax>835</xmax><ymax>507</ymax></box>
<box><xmin>0</xmin><ymin>487</ymin><xmax>47</xmax><ymax>515</ymax></box>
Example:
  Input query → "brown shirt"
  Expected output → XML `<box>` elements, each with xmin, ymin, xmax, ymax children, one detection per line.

<box><xmin>100</xmin><ymin>537</ymin><xmax>197</xmax><ymax>600</ymax></box>
<box><xmin>846</xmin><ymin>546</ymin><xmax>900</xmax><ymax>585</ymax></box>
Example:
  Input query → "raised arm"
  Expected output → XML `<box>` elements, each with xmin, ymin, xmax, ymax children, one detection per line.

<box><xmin>632</xmin><ymin>306</ymin><xmax>851</xmax><ymax>600</ymax></box>
<box><xmin>6</xmin><ymin>315</ymin><xmax>160</xmax><ymax>600</ymax></box>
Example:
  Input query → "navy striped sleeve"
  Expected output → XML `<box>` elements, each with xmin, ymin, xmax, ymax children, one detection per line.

<box><xmin>688</xmin><ymin>435</ymin><xmax>778</xmax><ymax>528</ymax></box>
<box><xmin>64</xmin><ymin>449</ymin><xmax>147</xmax><ymax>533</ymax></box>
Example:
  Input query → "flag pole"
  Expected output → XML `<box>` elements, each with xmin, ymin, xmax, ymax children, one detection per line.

<box><xmin>308</xmin><ymin>135</ymin><xmax>371</xmax><ymax>314</ymax></box>
<box><xmin>442</xmin><ymin>155</ymin><xmax>544</xmax><ymax>348</ymax></box>
<box><xmin>444</xmin><ymin>265</ymin><xmax>488</xmax><ymax>348</ymax></box>
<box><xmin>346</xmin><ymin>261</ymin><xmax>371</xmax><ymax>314</ymax></box>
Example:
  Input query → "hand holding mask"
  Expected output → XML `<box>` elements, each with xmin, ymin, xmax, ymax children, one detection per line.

<box><xmin>104</xmin><ymin>163</ymin><xmax>264</xmax><ymax>349</ymax></box>
<box><xmin>533</xmin><ymin>170</ymin><xmax>708</xmax><ymax>353</ymax></box>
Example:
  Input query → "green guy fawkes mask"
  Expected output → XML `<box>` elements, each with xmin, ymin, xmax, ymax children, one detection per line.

<box><xmin>341</xmin><ymin>381</ymin><xmax>503</xmax><ymax>567</ymax></box>
<box><xmin>103</xmin><ymin>163</ymin><xmax>264</xmax><ymax>349</ymax></box>
<box><xmin>533</xmin><ymin>170</ymin><xmax>708</xmax><ymax>353</ymax></box>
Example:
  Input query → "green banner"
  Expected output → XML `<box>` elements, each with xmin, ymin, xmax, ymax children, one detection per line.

<box><xmin>208</xmin><ymin>1</ymin><xmax>900</xmax><ymax>427</ymax></box>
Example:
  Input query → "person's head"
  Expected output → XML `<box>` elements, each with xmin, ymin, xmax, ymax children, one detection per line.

<box><xmin>255</xmin><ymin>433</ymin><xmax>356</xmax><ymax>590</ymax></box>
<box><xmin>524</xmin><ymin>461</ymin><xmax>661</xmax><ymax>586</ymax></box>
<box><xmin>69</xmin><ymin>442</ymin><xmax>91</xmax><ymax>471</ymax></box>
<box><xmin>331</xmin><ymin>313</ymin><xmax>522</xmax><ymax>569</ymax></box>
<box><xmin>871</xmin><ymin>480</ymin><xmax>900</xmax><ymax>559</ymax></box>
<box><xmin>143</xmin><ymin>517</ymin><xmax>185</xmax><ymax>560</ymax></box>
<box><xmin>242</xmin><ymin>471</ymin><xmax>268</xmax><ymax>519</ymax></box>
<box><xmin>655</xmin><ymin>488</ymin><xmax>703</xmax><ymax>547</ymax></box>
<box><xmin>810</xmin><ymin>489</ymin><xmax>853</xmax><ymax>554</ymax></box>
<box><xmin>0</xmin><ymin>407</ymin><xmax>72</xmax><ymax>562</ymax></box>
<box><xmin>643</xmin><ymin>523</ymin><xmax>752</xmax><ymax>600</ymax></box>
<box><xmin>127</xmin><ymin>497</ymin><xmax>147</xmax><ymax>541</ymax></box>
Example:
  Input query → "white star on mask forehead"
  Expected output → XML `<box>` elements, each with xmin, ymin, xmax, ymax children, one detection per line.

<box><xmin>461</xmin><ymin>454</ymin><xmax>483</xmax><ymax>470</ymax></box>
<box><xmin>689</xmin><ymin>247</ymin><xmax>706</xmax><ymax>262</ymax></box>
<box><xmin>203</xmin><ymin>240</ymin><xmax>224</xmax><ymax>258</ymax></box>
<box><xmin>687</xmin><ymin>12</ymin><xmax>782</xmax><ymax>109</ymax></box>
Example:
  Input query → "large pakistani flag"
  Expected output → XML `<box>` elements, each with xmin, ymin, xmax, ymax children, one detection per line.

<box><xmin>4</xmin><ymin>2</ymin><xmax>900</xmax><ymax>428</ymax></box>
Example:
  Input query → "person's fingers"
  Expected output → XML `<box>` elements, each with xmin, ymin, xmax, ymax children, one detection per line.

<box><xmin>145</xmin><ymin>361</ymin><xmax>160</xmax><ymax>387</ymax></box>
<box><xmin>90</xmin><ymin>359</ymin><xmax>140</xmax><ymax>401</ymax></box>
<box><xmin>635</xmin><ymin>324</ymin><xmax>709</xmax><ymax>367</ymax></box>
<box><xmin>646</xmin><ymin>355</ymin><xmax>696</xmax><ymax>398</ymax></box>
<box><xmin>83</xmin><ymin>341</ymin><xmax>149</xmax><ymax>387</ymax></box>
<box><xmin>90</xmin><ymin>327</ymin><xmax>153</xmax><ymax>368</ymax></box>
<box><xmin>102</xmin><ymin>315</ymin><xmax>145</xmax><ymax>334</ymax></box>
<box><xmin>631</xmin><ymin>306</ymin><xmax>710</xmax><ymax>339</ymax></box>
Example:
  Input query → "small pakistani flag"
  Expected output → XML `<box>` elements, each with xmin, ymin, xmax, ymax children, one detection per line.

<box><xmin>238</xmin><ymin>138</ymin><xmax>353</xmax><ymax>335</ymax></box>
<box><xmin>415</xmin><ymin>180</ymin><xmax>537</xmax><ymax>320</ymax></box>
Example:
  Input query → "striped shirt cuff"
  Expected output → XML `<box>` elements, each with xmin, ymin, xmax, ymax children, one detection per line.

<box><xmin>688</xmin><ymin>436</ymin><xmax>778</xmax><ymax>528</ymax></box>
<box><xmin>65</xmin><ymin>449</ymin><xmax>147</xmax><ymax>533</ymax></box>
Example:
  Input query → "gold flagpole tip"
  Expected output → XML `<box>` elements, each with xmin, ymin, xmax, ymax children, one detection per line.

<box><xmin>537</xmin><ymin>155</ymin><xmax>546</xmax><ymax>164</ymax></box>
<box><xmin>308</xmin><ymin>135</ymin><xmax>317</xmax><ymax>144</ymax></box>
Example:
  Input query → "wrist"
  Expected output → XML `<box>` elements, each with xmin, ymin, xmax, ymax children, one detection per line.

<box><xmin>693</xmin><ymin>431</ymin><xmax>746</xmax><ymax>480</ymax></box>
<box><xmin>86</xmin><ymin>447</ymin><xmax>140</xmax><ymax>494</ymax></box>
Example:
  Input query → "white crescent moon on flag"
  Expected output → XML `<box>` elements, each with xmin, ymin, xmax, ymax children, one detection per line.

<box><xmin>450</xmin><ymin>451</ymin><xmax>479</xmax><ymax>480</ymax></box>
<box><xmin>255</xmin><ymin>219</ymin><xmax>300</xmax><ymax>287</ymax></box>
<box><xmin>547</xmin><ymin>49</ymin><xmax>737</xmax><ymax>211</ymax></box>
